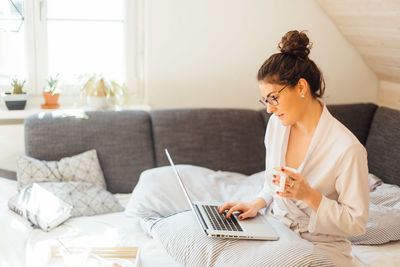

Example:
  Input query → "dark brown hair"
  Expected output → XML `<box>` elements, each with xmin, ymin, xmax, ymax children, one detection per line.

<box><xmin>257</xmin><ymin>30</ymin><xmax>325</xmax><ymax>98</ymax></box>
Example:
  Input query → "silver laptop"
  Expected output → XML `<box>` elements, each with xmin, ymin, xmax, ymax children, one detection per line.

<box><xmin>165</xmin><ymin>148</ymin><xmax>279</xmax><ymax>241</ymax></box>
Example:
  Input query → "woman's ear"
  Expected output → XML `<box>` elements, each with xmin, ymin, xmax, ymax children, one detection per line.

<box><xmin>297</xmin><ymin>78</ymin><xmax>309</xmax><ymax>97</ymax></box>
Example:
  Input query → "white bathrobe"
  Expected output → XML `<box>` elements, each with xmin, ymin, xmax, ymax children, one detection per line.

<box><xmin>258</xmin><ymin>104</ymin><xmax>369</xmax><ymax>266</ymax></box>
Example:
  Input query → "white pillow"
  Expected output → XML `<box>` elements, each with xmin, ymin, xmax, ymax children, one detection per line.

<box><xmin>125</xmin><ymin>165</ymin><xmax>265</xmax><ymax>219</ymax></box>
<box><xmin>16</xmin><ymin>149</ymin><xmax>106</xmax><ymax>190</ymax></box>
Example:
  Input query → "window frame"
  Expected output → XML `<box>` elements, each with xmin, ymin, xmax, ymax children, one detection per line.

<box><xmin>1</xmin><ymin>0</ymin><xmax>144</xmax><ymax>101</ymax></box>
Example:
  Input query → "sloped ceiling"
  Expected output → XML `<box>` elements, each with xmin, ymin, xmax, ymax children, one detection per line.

<box><xmin>317</xmin><ymin>0</ymin><xmax>400</xmax><ymax>83</ymax></box>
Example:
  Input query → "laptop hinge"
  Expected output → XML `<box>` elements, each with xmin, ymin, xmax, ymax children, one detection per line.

<box><xmin>193</xmin><ymin>204</ymin><xmax>208</xmax><ymax>230</ymax></box>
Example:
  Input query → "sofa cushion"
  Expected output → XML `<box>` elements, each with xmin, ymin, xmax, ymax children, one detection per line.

<box><xmin>366</xmin><ymin>107</ymin><xmax>400</xmax><ymax>186</ymax></box>
<box><xmin>25</xmin><ymin>110</ymin><xmax>155</xmax><ymax>193</ymax></box>
<box><xmin>259</xmin><ymin>109</ymin><xmax>272</xmax><ymax>128</ymax></box>
<box><xmin>150</xmin><ymin>109</ymin><xmax>266</xmax><ymax>175</ymax></box>
<box><xmin>327</xmin><ymin>103</ymin><xmax>377</xmax><ymax>145</ymax></box>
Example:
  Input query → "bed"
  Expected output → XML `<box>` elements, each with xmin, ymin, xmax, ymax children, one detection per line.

<box><xmin>1</xmin><ymin>173</ymin><xmax>399</xmax><ymax>267</ymax></box>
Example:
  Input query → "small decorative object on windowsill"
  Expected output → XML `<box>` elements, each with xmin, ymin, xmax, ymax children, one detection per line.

<box><xmin>80</xmin><ymin>74</ymin><xmax>126</xmax><ymax>110</ymax></box>
<box><xmin>1</xmin><ymin>77</ymin><xmax>28</xmax><ymax>110</ymax></box>
<box><xmin>42</xmin><ymin>74</ymin><xmax>61</xmax><ymax>109</ymax></box>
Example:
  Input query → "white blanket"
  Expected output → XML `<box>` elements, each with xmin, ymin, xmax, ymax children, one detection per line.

<box><xmin>0</xmin><ymin>177</ymin><xmax>33</xmax><ymax>267</ymax></box>
<box><xmin>0</xmin><ymin>177</ymin><xmax>178</xmax><ymax>267</ymax></box>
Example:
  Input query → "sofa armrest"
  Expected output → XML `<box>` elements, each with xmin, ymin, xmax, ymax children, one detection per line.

<box><xmin>0</xmin><ymin>168</ymin><xmax>17</xmax><ymax>181</ymax></box>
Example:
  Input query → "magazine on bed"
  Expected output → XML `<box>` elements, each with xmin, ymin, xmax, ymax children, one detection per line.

<box><xmin>8</xmin><ymin>183</ymin><xmax>73</xmax><ymax>231</ymax></box>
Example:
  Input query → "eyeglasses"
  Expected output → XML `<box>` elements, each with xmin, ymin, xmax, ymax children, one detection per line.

<box><xmin>259</xmin><ymin>84</ymin><xmax>289</xmax><ymax>107</ymax></box>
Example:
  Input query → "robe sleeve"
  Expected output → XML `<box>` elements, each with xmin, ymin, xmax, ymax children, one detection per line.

<box><xmin>257</xmin><ymin>115</ymin><xmax>275</xmax><ymax>208</ymax></box>
<box><xmin>308</xmin><ymin>143</ymin><xmax>369</xmax><ymax>236</ymax></box>
<box><xmin>257</xmin><ymin>171</ymin><xmax>273</xmax><ymax>207</ymax></box>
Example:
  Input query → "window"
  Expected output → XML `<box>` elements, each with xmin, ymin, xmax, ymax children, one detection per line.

<box><xmin>0</xmin><ymin>0</ymin><xmax>26</xmax><ymax>86</ymax></box>
<box><xmin>0</xmin><ymin>0</ymin><xmax>143</xmax><ymax>101</ymax></box>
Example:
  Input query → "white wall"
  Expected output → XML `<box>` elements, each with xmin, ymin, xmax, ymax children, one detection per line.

<box><xmin>145</xmin><ymin>0</ymin><xmax>378</xmax><ymax>109</ymax></box>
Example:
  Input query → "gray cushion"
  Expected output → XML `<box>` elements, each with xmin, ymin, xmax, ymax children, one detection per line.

<box><xmin>259</xmin><ymin>109</ymin><xmax>272</xmax><ymax>128</ymax></box>
<box><xmin>25</xmin><ymin>111</ymin><xmax>155</xmax><ymax>193</ymax></box>
<box><xmin>366</xmin><ymin>107</ymin><xmax>400</xmax><ymax>186</ymax></box>
<box><xmin>150</xmin><ymin>109</ymin><xmax>266</xmax><ymax>175</ymax></box>
<box><xmin>327</xmin><ymin>103</ymin><xmax>377</xmax><ymax>145</ymax></box>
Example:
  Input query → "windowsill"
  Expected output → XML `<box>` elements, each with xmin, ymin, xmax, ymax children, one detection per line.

<box><xmin>0</xmin><ymin>94</ymin><xmax>150</xmax><ymax>124</ymax></box>
<box><xmin>0</xmin><ymin>105</ymin><xmax>152</xmax><ymax>120</ymax></box>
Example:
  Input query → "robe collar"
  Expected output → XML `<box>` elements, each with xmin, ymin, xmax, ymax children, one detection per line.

<box><xmin>279</xmin><ymin>101</ymin><xmax>331</xmax><ymax>173</ymax></box>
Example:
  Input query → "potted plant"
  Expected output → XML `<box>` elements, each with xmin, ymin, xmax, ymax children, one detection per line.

<box><xmin>42</xmin><ymin>74</ymin><xmax>60</xmax><ymax>109</ymax></box>
<box><xmin>1</xmin><ymin>77</ymin><xmax>28</xmax><ymax>110</ymax></box>
<box><xmin>81</xmin><ymin>74</ymin><xmax>126</xmax><ymax>110</ymax></box>
<box><xmin>107</xmin><ymin>79</ymin><xmax>127</xmax><ymax>109</ymax></box>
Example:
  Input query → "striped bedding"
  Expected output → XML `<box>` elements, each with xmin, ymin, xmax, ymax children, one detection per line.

<box><xmin>348</xmin><ymin>175</ymin><xmax>400</xmax><ymax>245</ymax></box>
<box><xmin>128</xmin><ymin>167</ymin><xmax>400</xmax><ymax>266</ymax></box>
<box><xmin>143</xmin><ymin>211</ymin><xmax>334</xmax><ymax>267</ymax></box>
<box><xmin>127</xmin><ymin>165</ymin><xmax>335</xmax><ymax>266</ymax></box>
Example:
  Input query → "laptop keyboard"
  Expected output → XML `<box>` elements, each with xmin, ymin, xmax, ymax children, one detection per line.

<box><xmin>203</xmin><ymin>205</ymin><xmax>243</xmax><ymax>232</ymax></box>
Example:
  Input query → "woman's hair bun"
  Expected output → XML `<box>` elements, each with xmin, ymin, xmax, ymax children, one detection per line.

<box><xmin>278</xmin><ymin>30</ymin><xmax>312</xmax><ymax>59</ymax></box>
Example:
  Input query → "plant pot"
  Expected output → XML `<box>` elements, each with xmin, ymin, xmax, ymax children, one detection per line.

<box><xmin>1</xmin><ymin>92</ymin><xmax>29</xmax><ymax>110</ymax></box>
<box><xmin>41</xmin><ymin>92</ymin><xmax>60</xmax><ymax>109</ymax></box>
<box><xmin>86</xmin><ymin>96</ymin><xmax>109</xmax><ymax>110</ymax></box>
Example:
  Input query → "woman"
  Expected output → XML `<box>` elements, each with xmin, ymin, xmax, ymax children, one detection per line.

<box><xmin>218</xmin><ymin>30</ymin><xmax>369</xmax><ymax>266</ymax></box>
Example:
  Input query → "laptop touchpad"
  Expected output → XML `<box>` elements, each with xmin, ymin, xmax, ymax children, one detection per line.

<box><xmin>239</xmin><ymin>214</ymin><xmax>267</xmax><ymax>226</ymax></box>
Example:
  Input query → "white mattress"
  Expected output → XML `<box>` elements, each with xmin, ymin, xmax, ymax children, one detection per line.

<box><xmin>1</xmin><ymin>176</ymin><xmax>399</xmax><ymax>267</ymax></box>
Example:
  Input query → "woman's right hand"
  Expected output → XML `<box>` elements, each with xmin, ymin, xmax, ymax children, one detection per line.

<box><xmin>218</xmin><ymin>198</ymin><xmax>267</xmax><ymax>220</ymax></box>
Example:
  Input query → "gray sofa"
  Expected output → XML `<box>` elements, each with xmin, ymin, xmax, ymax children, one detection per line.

<box><xmin>21</xmin><ymin>103</ymin><xmax>400</xmax><ymax>193</ymax></box>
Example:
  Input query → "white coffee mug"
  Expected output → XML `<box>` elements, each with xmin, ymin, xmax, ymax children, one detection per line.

<box><xmin>266</xmin><ymin>166</ymin><xmax>297</xmax><ymax>196</ymax></box>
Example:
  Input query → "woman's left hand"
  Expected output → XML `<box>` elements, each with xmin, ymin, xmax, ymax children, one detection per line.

<box><xmin>272</xmin><ymin>167</ymin><xmax>314</xmax><ymax>203</ymax></box>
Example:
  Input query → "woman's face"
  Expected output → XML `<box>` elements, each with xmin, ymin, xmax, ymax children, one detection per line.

<box><xmin>258</xmin><ymin>80</ymin><xmax>306</xmax><ymax>126</ymax></box>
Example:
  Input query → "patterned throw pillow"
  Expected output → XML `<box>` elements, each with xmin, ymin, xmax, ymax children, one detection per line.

<box><xmin>35</xmin><ymin>182</ymin><xmax>124</xmax><ymax>217</ymax></box>
<box><xmin>16</xmin><ymin>149</ymin><xmax>106</xmax><ymax>191</ymax></box>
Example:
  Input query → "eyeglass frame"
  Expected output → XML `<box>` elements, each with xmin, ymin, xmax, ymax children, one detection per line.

<box><xmin>258</xmin><ymin>84</ymin><xmax>289</xmax><ymax>107</ymax></box>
